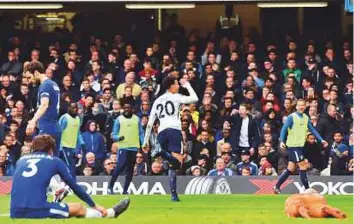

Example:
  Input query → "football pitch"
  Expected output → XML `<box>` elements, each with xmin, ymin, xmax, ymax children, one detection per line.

<box><xmin>0</xmin><ymin>195</ymin><xmax>352</xmax><ymax>224</ymax></box>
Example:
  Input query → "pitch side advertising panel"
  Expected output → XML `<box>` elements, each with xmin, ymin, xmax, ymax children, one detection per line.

<box><xmin>0</xmin><ymin>176</ymin><xmax>353</xmax><ymax>196</ymax></box>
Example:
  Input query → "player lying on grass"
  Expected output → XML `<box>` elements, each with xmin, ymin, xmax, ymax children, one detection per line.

<box><xmin>285</xmin><ymin>188</ymin><xmax>346</xmax><ymax>219</ymax></box>
<box><xmin>10</xmin><ymin>134</ymin><xmax>130</xmax><ymax>219</ymax></box>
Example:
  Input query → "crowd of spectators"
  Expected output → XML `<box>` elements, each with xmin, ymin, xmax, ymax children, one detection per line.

<box><xmin>0</xmin><ymin>15</ymin><xmax>353</xmax><ymax>178</ymax></box>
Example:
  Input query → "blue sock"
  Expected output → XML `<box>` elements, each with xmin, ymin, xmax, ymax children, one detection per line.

<box><xmin>299</xmin><ymin>170</ymin><xmax>309</xmax><ymax>189</ymax></box>
<box><xmin>169</xmin><ymin>169</ymin><xmax>177</xmax><ymax>194</ymax></box>
<box><xmin>159</xmin><ymin>150</ymin><xmax>181</xmax><ymax>169</ymax></box>
<box><xmin>276</xmin><ymin>169</ymin><xmax>291</xmax><ymax>189</ymax></box>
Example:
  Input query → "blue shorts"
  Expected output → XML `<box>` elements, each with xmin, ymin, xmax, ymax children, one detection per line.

<box><xmin>287</xmin><ymin>147</ymin><xmax>305</xmax><ymax>163</ymax></box>
<box><xmin>38</xmin><ymin>123</ymin><xmax>62</xmax><ymax>156</ymax></box>
<box><xmin>11</xmin><ymin>202</ymin><xmax>69</xmax><ymax>219</ymax></box>
<box><xmin>157</xmin><ymin>128</ymin><xmax>183</xmax><ymax>154</ymax></box>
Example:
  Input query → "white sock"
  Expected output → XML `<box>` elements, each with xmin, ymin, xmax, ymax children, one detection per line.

<box><xmin>106</xmin><ymin>208</ymin><xmax>115</xmax><ymax>218</ymax></box>
<box><xmin>85</xmin><ymin>208</ymin><xmax>103</xmax><ymax>218</ymax></box>
<box><xmin>50</xmin><ymin>175</ymin><xmax>62</xmax><ymax>201</ymax></box>
<box><xmin>64</xmin><ymin>185</ymin><xmax>70</xmax><ymax>191</ymax></box>
<box><xmin>49</xmin><ymin>175</ymin><xmax>62</xmax><ymax>192</ymax></box>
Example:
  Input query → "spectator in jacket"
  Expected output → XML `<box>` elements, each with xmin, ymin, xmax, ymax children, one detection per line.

<box><xmin>229</xmin><ymin>104</ymin><xmax>260</xmax><ymax>157</ymax></box>
<box><xmin>236</xmin><ymin>149</ymin><xmax>258</xmax><ymax>175</ymax></box>
<box><xmin>3</xmin><ymin>134</ymin><xmax>21</xmax><ymax>170</ymax></box>
<box><xmin>316</xmin><ymin>104</ymin><xmax>342</xmax><ymax>165</ymax></box>
<box><xmin>208</xmin><ymin>158</ymin><xmax>233</xmax><ymax>176</ymax></box>
<box><xmin>330</xmin><ymin>142</ymin><xmax>352</xmax><ymax>175</ymax></box>
<box><xmin>0</xmin><ymin>149</ymin><xmax>13</xmax><ymax>176</ymax></box>
<box><xmin>1</xmin><ymin>51</ymin><xmax>22</xmax><ymax>77</ymax></box>
<box><xmin>99</xmin><ymin>158</ymin><xmax>115</xmax><ymax>176</ymax></box>
<box><xmin>134</xmin><ymin>151</ymin><xmax>148</xmax><ymax>176</ymax></box>
<box><xmin>82</xmin><ymin>152</ymin><xmax>103</xmax><ymax>175</ymax></box>
<box><xmin>81</xmin><ymin>120</ymin><xmax>107</xmax><ymax>163</ymax></box>
<box><xmin>116</xmin><ymin>72</ymin><xmax>142</xmax><ymax>99</ymax></box>
<box><xmin>220</xmin><ymin>151</ymin><xmax>237</xmax><ymax>172</ymax></box>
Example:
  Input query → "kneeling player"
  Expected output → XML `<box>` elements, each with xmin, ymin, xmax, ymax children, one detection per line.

<box><xmin>10</xmin><ymin>134</ymin><xmax>130</xmax><ymax>219</ymax></box>
<box><xmin>285</xmin><ymin>188</ymin><xmax>346</xmax><ymax>219</ymax></box>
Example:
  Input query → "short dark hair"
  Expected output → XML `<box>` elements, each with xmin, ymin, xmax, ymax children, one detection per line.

<box><xmin>119</xmin><ymin>97</ymin><xmax>133</xmax><ymax>107</ymax></box>
<box><xmin>333</xmin><ymin>130</ymin><xmax>343</xmax><ymax>136</ymax></box>
<box><xmin>9</xmin><ymin>120</ymin><xmax>18</xmax><ymax>126</ymax></box>
<box><xmin>162</xmin><ymin>76</ymin><xmax>177</xmax><ymax>91</ymax></box>
<box><xmin>32</xmin><ymin>134</ymin><xmax>56</xmax><ymax>154</ymax></box>
<box><xmin>24</xmin><ymin>61</ymin><xmax>45</xmax><ymax>74</ymax></box>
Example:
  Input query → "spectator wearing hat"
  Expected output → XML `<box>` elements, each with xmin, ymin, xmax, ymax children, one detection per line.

<box><xmin>259</xmin><ymin>161</ymin><xmax>277</xmax><ymax>176</ymax></box>
<box><xmin>236</xmin><ymin>149</ymin><xmax>258</xmax><ymax>175</ymax></box>
<box><xmin>208</xmin><ymin>158</ymin><xmax>233</xmax><ymax>176</ymax></box>
<box><xmin>186</xmin><ymin>165</ymin><xmax>207</xmax><ymax>176</ymax></box>
<box><xmin>190</xmin><ymin>165</ymin><xmax>202</xmax><ymax>176</ymax></box>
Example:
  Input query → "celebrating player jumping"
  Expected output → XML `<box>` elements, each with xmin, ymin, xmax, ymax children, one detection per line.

<box><xmin>143</xmin><ymin>76</ymin><xmax>198</xmax><ymax>201</ymax></box>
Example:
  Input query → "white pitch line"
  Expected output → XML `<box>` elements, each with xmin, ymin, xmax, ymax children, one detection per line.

<box><xmin>0</xmin><ymin>213</ymin><xmax>9</xmax><ymax>217</ymax></box>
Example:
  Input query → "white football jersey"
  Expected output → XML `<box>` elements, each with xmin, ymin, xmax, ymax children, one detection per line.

<box><xmin>150</xmin><ymin>92</ymin><xmax>184</xmax><ymax>133</ymax></box>
<box><xmin>143</xmin><ymin>82</ymin><xmax>198</xmax><ymax>146</ymax></box>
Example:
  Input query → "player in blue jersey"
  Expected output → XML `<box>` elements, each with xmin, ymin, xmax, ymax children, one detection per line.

<box><xmin>24</xmin><ymin>61</ymin><xmax>62</xmax><ymax>155</ymax></box>
<box><xmin>10</xmin><ymin>134</ymin><xmax>130</xmax><ymax>219</ymax></box>
<box><xmin>24</xmin><ymin>61</ymin><xmax>66</xmax><ymax>202</ymax></box>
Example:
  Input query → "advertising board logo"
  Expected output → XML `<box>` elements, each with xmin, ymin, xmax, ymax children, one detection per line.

<box><xmin>249</xmin><ymin>179</ymin><xmax>293</xmax><ymax>194</ymax></box>
<box><xmin>0</xmin><ymin>180</ymin><xmax>12</xmax><ymax>195</ymax></box>
<box><xmin>77</xmin><ymin>181</ymin><xmax>166</xmax><ymax>195</ymax></box>
<box><xmin>294</xmin><ymin>181</ymin><xmax>354</xmax><ymax>195</ymax></box>
<box><xmin>185</xmin><ymin>177</ymin><xmax>231</xmax><ymax>195</ymax></box>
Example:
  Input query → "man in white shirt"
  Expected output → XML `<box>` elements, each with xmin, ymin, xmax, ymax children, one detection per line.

<box><xmin>143</xmin><ymin>76</ymin><xmax>198</xmax><ymax>202</ymax></box>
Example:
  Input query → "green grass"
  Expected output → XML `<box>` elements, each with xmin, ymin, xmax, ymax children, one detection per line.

<box><xmin>0</xmin><ymin>195</ymin><xmax>352</xmax><ymax>224</ymax></box>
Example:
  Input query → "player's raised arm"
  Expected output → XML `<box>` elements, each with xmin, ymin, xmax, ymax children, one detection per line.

<box><xmin>179</xmin><ymin>79</ymin><xmax>198</xmax><ymax>104</ymax></box>
<box><xmin>56</xmin><ymin>158</ymin><xmax>96</xmax><ymax>207</ymax></box>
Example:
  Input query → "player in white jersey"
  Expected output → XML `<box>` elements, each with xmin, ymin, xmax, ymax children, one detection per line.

<box><xmin>143</xmin><ymin>76</ymin><xmax>198</xmax><ymax>201</ymax></box>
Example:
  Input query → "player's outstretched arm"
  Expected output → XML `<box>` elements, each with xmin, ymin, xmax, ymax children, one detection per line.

<box><xmin>26</xmin><ymin>97</ymin><xmax>49</xmax><ymax>135</ymax></box>
<box><xmin>323</xmin><ymin>206</ymin><xmax>347</xmax><ymax>219</ymax></box>
<box><xmin>180</xmin><ymin>79</ymin><xmax>198</xmax><ymax>104</ymax></box>
<box><xmin>307</xmin><ymin>120</ymin><xmax>328</xmax><ymax>147</ymax></box>
<box><xmin>56</xmin><ymin>158</ymin><xmax>96</xmax><ymax>207</ymax></box>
